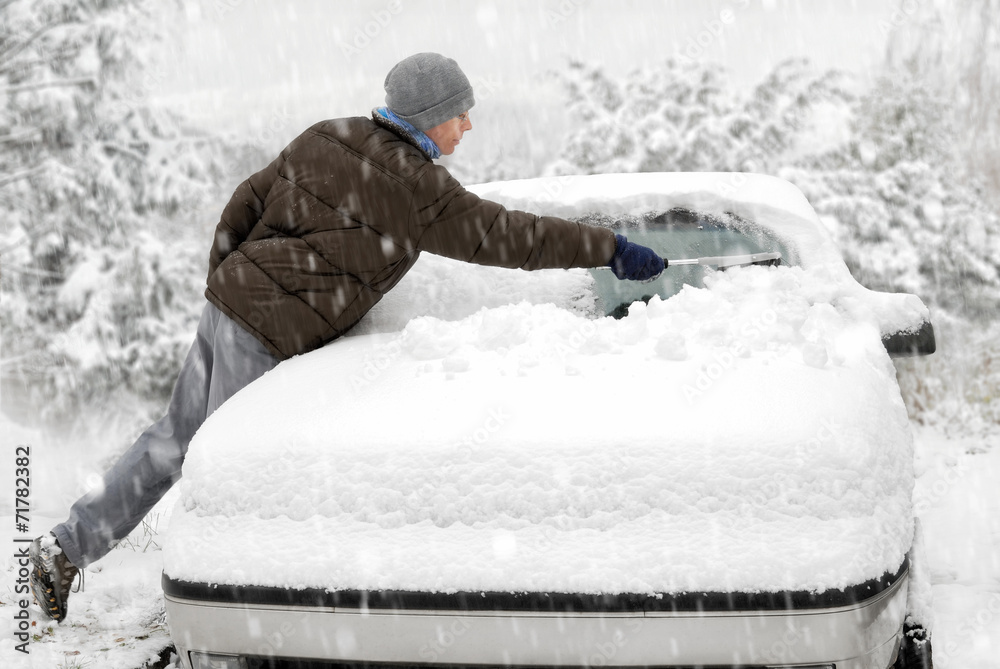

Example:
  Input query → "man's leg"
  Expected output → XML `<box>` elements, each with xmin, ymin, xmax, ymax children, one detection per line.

<box><xmin>50</xmin><ymin>304</ymin><xmax>220</xmax><ymax>568</ymax></box>
<box><xmin>31</xmin><ymin>303</ymin><xmax>219</xmax><ymax>621</ymax></box>
<box><xmin>33</xmin><ymin>303</ymin><xmax>278</xmax><ymax>622</ymax></box>
<box><xmin>51</xmin><ymin>303</ymin><xmax>278</xmax><ymax>568</ymax></box>
<box><xmin>205</xmin><ymin>304</ymin><xmax>281</xmax><ymax>416</ymax></box>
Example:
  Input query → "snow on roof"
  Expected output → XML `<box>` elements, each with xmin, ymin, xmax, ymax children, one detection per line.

<box><xmin>165</xmin><ymin>174</ymin><xmax>918</xmax><ymax>595</ymax></box>
<box><xmin>473</xmin><ymin>172</ymin><xmax>829</xmax><ymax>263</ymax></box>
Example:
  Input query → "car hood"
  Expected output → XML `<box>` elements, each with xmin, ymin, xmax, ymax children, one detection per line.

<box><xmin>165</xmin><ymin>245</ymin><xmax>914</xmax><ymax>596</ymax></box>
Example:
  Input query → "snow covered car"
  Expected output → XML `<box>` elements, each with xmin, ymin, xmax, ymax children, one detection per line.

<box><xmin>162</xmin><ymin>173</ymin><xmax>934</xmax><ymax>669</ymax></box>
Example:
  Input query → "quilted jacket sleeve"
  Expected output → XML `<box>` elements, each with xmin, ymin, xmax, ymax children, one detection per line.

<box><xmin>409</xmin><ymin>164</ymin><xmax>616</xmax><ymax>270</ymax></box>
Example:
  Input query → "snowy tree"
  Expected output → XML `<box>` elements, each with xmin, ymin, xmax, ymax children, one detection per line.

<box><xmin>0</xmin><ymin>0</ymin><xmax>222</xmax><ymax>425</ymax></box>
<box><xmin>783</xmin><ymin>71</ymin><xmax>1000</xmax><ymax>321</ymax></box>
<box><xmin>546</xmin><ymin>58</ymin><xmax>854</xmax><ymax>176</ymax></box>
<box><xmin>885</xmin><ymin>0</ymin><xmax>1000</xmax><ymax>203</ymax></box>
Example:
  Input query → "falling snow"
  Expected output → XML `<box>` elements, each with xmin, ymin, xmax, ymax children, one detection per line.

<box><xmin>2</xmin><ymin>1</ymin><xmax>999</xmax><ymax>668</ymax></box>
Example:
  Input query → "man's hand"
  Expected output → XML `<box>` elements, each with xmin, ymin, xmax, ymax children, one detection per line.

<box><xmin>607</xmin><ymin>234</ymin><xmax>665</xmax><ymax>281</ymax></box>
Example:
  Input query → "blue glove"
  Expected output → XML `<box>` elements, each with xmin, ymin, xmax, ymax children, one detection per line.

<box><xmin>607</xmin><ymin>234</ymin><xmax>665</xmax><ymax>281</ymax></box>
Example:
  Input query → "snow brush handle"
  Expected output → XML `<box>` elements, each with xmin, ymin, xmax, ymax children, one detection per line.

<box><xmin>665</xmin><ymin>251</ymin><xmax>782</xmax><ymax>269</ymax></box>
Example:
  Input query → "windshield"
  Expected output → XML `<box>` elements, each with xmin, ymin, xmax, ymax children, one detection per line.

<box><xmin>582</xmin><ymin>208</ymin><xmax>795</xmax><ymax>317</ymax></box>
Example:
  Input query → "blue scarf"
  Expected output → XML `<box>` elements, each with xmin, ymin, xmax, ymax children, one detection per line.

<box><xmin>372</xmin><ymin>106</ymin><xmax>441</xmax><ymax>160</ymax></box>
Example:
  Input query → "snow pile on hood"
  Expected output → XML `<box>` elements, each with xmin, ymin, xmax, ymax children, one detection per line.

<box><xmin>165</xmin><ymin>255</ymin><xmax>915</xmax><ymax>595</ymax></box>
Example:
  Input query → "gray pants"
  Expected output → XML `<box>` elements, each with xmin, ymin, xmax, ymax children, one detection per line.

<box><xmin>53</xmin><ymin>302</ymin><xmax>279</xmax><ymax>568</ymax></box>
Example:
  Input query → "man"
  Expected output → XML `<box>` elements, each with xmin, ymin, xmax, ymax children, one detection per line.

<box><xmin>29</xmin><ymin>52</ymin><xmax>663</xmax><ymax>621</ymax></box>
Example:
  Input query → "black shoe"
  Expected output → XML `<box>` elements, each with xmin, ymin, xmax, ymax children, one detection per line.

<box><xmin>29</xmin><ymin>535</ymin><xmax>82</xmax><ymax>622</ymax></box>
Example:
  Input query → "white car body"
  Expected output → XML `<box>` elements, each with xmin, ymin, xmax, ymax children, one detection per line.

<box><xmin>163</xmin><ymin>173</ymin><xmax>933</xmax><ymax>669</ymax></box>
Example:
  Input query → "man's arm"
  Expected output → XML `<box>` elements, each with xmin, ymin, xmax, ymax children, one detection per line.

<box><xmin>409</xmin><ymin>165</ymin><xmax>617</xmax><ymax>270</ymax></box>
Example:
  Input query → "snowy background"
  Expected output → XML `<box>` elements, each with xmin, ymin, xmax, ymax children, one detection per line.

<box><xmin>1</xmin><ymin>0</ymin><xmax>999</xmax><ymax>667</ymax></box>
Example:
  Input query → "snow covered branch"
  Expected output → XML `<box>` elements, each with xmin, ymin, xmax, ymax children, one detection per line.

<box><xmin>0</xmin><ymin>127</ymin><xmax>40</xmax><ymax>144</ymax></box>
<box><xmin>0</xmin><ymin>164</ymin><xmax>45</xmax><ymax>188</ymax></box>
<box><xmin>102</xmin><ymin>142</ymin><xmax>147</xmax><ymax>163</ymax></box>
<box><xmin>2</xmin><ymin>263</ymin><xmax>63</xmax><ymax>279</ymax></box>
<box><xmin>0</xmin><ymin>21</ymin><xmax>56</xmax><ymax>67</ymax></box>
<box><xmin>0</xmin><ymin>76</ymin><xmax>96</xmax><ymax>95</ymax></box>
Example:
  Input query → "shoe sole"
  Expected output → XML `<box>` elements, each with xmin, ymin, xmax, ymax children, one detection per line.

<box><xmin>29</xmin><ymin>566</ymin><xmax>65</xmax><ymax>621</ymax></box>
<box><xmin>28</xmin><ymin>542</ymin><xmax>70</xmax><ymax>622</ymax></box>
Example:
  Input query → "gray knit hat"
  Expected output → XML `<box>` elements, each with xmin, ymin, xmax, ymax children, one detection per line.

<box><xmin>384</xmin><ymin>53</ymin><xmax>475</xmax><ymax>131</ymax></box>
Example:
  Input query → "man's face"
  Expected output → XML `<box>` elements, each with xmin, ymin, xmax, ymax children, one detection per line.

<box><xmin>425</xmin><ymin>112</ymin><xmax>472</xmax><ymax>156</ymax></box>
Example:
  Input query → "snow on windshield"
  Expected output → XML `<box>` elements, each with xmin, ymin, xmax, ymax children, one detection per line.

<box><xmin>472</xmin><ymin>172</ymin><xmax>929</xmax><ymax>335</ymax></box>
<box><xmin>165</xmin><ymin>181</ymin><xmax>917</xmax><ymax>594</ymax></box>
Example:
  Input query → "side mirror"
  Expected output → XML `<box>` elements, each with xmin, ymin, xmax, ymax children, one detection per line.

<box><xmin>883</xmin><ymin>320</ymin><xmax>936</xmax><ymax>357</ymax></box>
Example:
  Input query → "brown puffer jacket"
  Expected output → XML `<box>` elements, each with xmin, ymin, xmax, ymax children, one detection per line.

<box><xmin>205</xmin><ymin>116</ymin><xmax>616</xmax><ymax>360</ymax></box>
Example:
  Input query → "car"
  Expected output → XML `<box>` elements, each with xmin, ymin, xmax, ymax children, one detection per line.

<box><xmin>162</xmin><ymin>172</ymin><xmax>935</xmax><ymax>669</ymax></box>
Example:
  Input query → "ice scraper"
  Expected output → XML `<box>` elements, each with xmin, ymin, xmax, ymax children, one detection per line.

<box><xmin>665</xmin><ymin>251</ymin><xmax>782</xmax><ymax>269</ymax></box>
